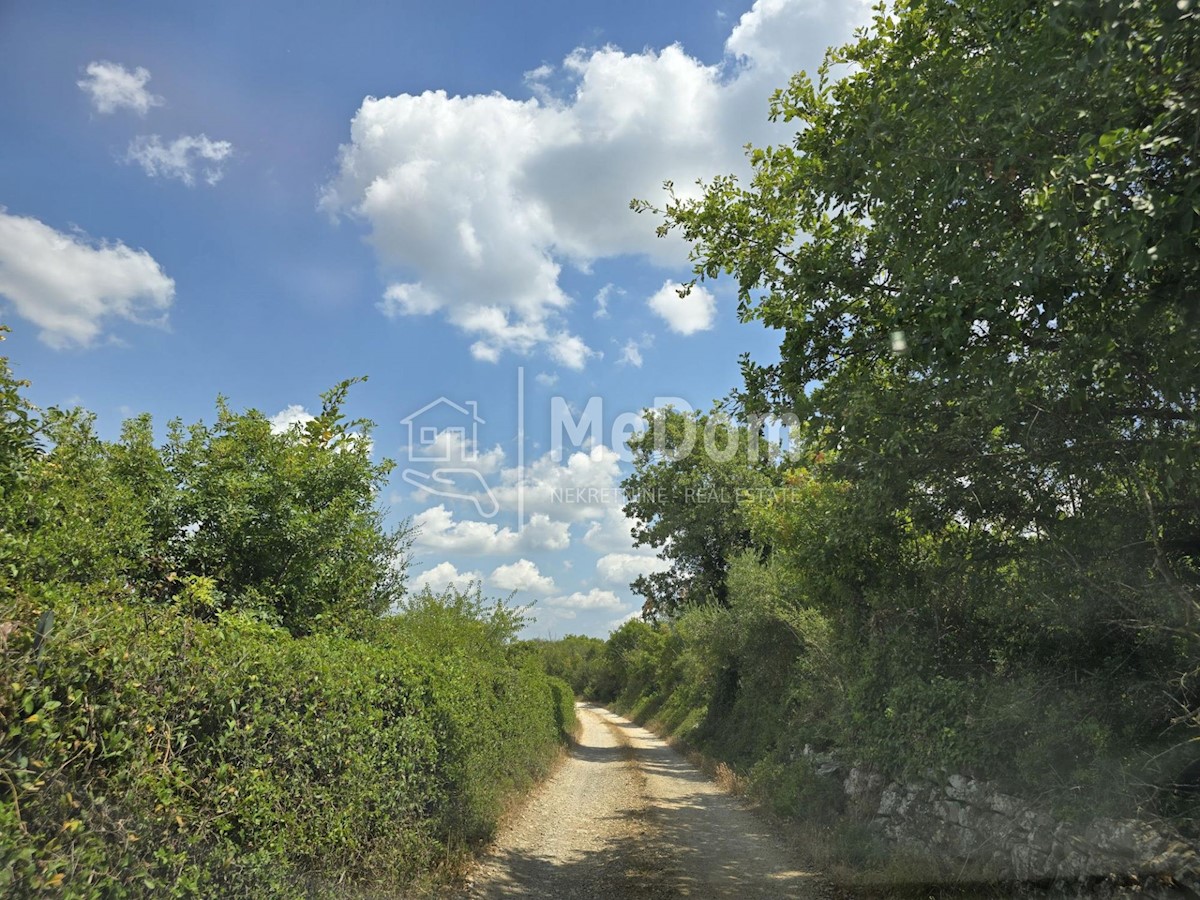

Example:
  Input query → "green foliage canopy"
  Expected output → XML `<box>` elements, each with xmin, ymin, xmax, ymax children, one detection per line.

<box><xmin>604</xmin><ymin>0</ymin><xmax>1200</xmax><ymax>850</ymax></box>
<box><xmin>165</xmin><ymin>379</ymin><xmax>410</xmax><ymax>633</ymax></box>
<box><xmin>638</xmin><ymin>0</ymin><xmax>1199</xmax><ymax>551</ymax></box>
<box><xmin>622</xmin><ymin>407</ymin><xmax>779</xmax><ymax>615</ymax></box>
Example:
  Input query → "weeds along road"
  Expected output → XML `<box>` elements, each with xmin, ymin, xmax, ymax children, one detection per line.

<box><xmin>464</xmin><ymin>702</ymin><xmax>824</xmax><ymax>899</ymax></box>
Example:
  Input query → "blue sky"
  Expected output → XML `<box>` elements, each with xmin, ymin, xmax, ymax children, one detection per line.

<box><xmin>0</xmin><ymin>0</ymin><xmax>869</xmax><ymax>637</ymax></box>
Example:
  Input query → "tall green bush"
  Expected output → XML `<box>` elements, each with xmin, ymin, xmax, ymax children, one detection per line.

<box><xmin>0</xmin><ymin>347</ymin><xmax>571</xmax><ymax>896</ymax></box>
<box><xmin>1</xmin><ymin>584</ymin><xmax>571</xmax><ymax>896</ymax></box>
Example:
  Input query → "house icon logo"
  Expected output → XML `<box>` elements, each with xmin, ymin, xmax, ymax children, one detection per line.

<box><xmin>400</xmin><ymin>398</ymin><xmax>485</xmax><ymax>462</ymax></box>
<box><xmin>400</xmin><ymin>397</ymin><xmax>498</xmax><ymax>518</ymax></box>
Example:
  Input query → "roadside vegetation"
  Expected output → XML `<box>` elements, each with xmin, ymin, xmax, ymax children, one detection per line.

<box><xmin>548</xmin><ymin>0</ymin><xmax>1200</xmax><ymax>887</ymax></box>
<box><xmin>0</xmin><ymin>341</ymin><xmax>575</xmax><ymax>896</ymax></box>
<box><xmin>3</xmin><ymin>0</ymin><xmax>1197</xmax><ymax>893</ymax></box>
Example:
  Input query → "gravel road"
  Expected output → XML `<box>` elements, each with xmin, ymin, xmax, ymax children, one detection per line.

<box><xmin>463</xmin><ymin>702</ymin><xmax>824</xmax><ymax>899</ymax></box>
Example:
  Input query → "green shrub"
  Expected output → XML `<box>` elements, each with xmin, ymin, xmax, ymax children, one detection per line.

<box><xmin>530</xmin><ymin>635</ymin><xmax>605</xmax><ymax>699</ymax></box>
<box><xmin>747</xmin><ymin>755</ymin><xmax>844</xmax><ymax>823</ymax></box>
<box><xmin>0</xmin><ymin>585</ymin><xmax>566</xmax><ymax>896</ymax></box>
<box><xmin>0</xmin><ymin>346</ymin><xmax>570</xmax><ymax>895</ymax></box>
<box><xmin>545</xmin><ymin>677</ymin><xmax>577</xmax><ymax>741</ymax></box>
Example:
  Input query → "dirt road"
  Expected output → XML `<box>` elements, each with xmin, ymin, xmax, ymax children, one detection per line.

<box><xmin>464</xmin><ymin>703</ymin><xmax>823</xmax><ymax>899</ymax></box>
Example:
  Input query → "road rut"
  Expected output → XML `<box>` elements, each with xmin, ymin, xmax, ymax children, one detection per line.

<box><xmin>464</xmin><ymin>703</ymin><xmax>822</xmax><ymax>898</ymax></box>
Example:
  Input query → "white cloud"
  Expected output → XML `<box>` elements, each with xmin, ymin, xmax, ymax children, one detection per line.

<box><xmin>407</xmin><ymin>443</ymin><xmax>624</xmax><ymax>550</ymax></box>
<box><xmin>411</xmin><ymin>561</ymin><xmax>482</xmax><ymax>593</ymax></box>
<box><xmin>608</xmin><ymin>608</ymin><xmax>644</xmax><ymax>631</ymax></box>
<box><xmin>380</xmin><ymin>282</ymin><xmax>441</xmax><ymax>316</ymax></box>
<box><xmin>408</xmin><ymin>428</ymin><xmax>505</xmax><ymax>473</ymax></box>
<box><xmin>77</xmin><ymin>61</ymin><xmax>163</xmax><ymax>115</ymax></box>
<box><xmin>127</xmin><ymin>134</ymin><xmax>234</xmax><ymax>186</ymax></box>
<box><xmin>320</xmin><ymin>89</ymin><xmax>590</xmax><ymax>366</ymax></box>
<box><xmin>413</xmin><ymin>504</ymin><xmax>569</xmax><ymax>555</ymax></box>
<box><xmin>490</xmin><ymin>558</ymin><xmax>556</xmax><ymax>594</ymax></box>
<box><xmin>0</xmin><ymin>210</ymin><xmax>174</xmax><ymax>348</ymax></box>
<box><xmin>547</xmin><ymin>588</ymin><xmax>625</xmax><ymax>611</ymax></box>
<box><xmin>647</xmin><ymin>280</ymin><xmax>716</xmax><ymax>335</ymax></box>
<box><xmin>594</xmin><ymin>283</ymin><xmax>620</xmax><ymax>319</ymax></box>
<box><xmin>726</xmin><ymin>0</ymin><xmax>865</xmax><ymax>73</ymax></box>
<box><xmin>596</xmin><ymin>552</ymin><xmax>671</xmax><ymax>585</ymax></box>
<box><xmin>549</xmin><ymin>332</ymin><xmax>600</xmax><ymax>370</ymax></box>
<box><xmin>269</xmin><ymin>404</ymin><xmax>314</xmax><ymax>434</ymax></box>
<box><xmin>470</xmin><ymin>340</ymin><xmax>502</xmax><ymax>363</ymax></box>
<box><xmin>618</xmin><ymin>338</ymin><xmax>644</xmax><ymax>368</ymax></box>
<box><xmin>521</xmin><ymin>513</ymin><xmax>572</xmax><ymax>551</ymax></box>
<box><xmin>321</xmin><ymin>0</ymin><xmax>870</xmax><ymax>365</ymax></box>
<box><xmin>493</xmin><ymin>444</ymin><xmax>625</xmax><ymax>524</ymax></box>
<box><xmin>583</xmin><ymin>506</ymin><xmax>645</xmax><ymax>553</ymax></box>
<box><xmin>414</xmin><ymin>504</ymin><xmax>519</xmax><ymax>555</ymax></box>
<box><xmin>525</xmin><ymin>63</ymin><xmax>556</xmax><ymax>84</ymax></box>
<box><xmin>534</xmin><ymin>371</ymin><xmax>558</xmax><ymax>387</ymax></box>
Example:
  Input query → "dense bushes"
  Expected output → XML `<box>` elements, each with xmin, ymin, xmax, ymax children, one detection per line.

<box><xmin>582</xmin><ymin>491</ymin><xmax>1198</xmax><ymax>822</ymax></box>
<box><xmin>569</xmin><ymin>0</ymin><xmax>1200</xmax><ymax>877</ymax></box>
<box><xmin>4</xmin><ymin>364</ymin><xmax>410</xmax><ymax>638</ymax></box>
<box><xmin>0</xmin><ymin>341</ymin><xmax>572</xmax><ymax>895</ymax></box>
<box><xmin>531</xmin><ymin>634</ymin><xmax>608</xmax><ymax>699</ymax></box>
<box><xmin>1</xmin><ymin>586</ymin><xmax>571</xmax><ymax>895</ymax></box>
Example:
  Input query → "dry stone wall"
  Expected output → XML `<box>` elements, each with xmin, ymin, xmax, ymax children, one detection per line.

<box><xmin>810</xmin><ymin>751</ymin><xmax>1200</xmax><ymax>892</ymax></box>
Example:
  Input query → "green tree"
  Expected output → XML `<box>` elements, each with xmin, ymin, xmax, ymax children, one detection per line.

<box><xmin>0</xmin><ymin>365</ymin><xmax>411</xmax><ymax>633</ymax></box>
<box><xmin>620</xmin><ymin>0</ymin><xmax>1200</xmax><ymax>812</ymax></box>
<box><xmin>0</xmin><ymin>328</ymin><xmax>39</xmax><ymax>502</ymax></box>
<box><xmin>166</xmin><ymin>378</ymin><xmax>411</xmax><ymax>633</ymax></box>
<box><xmin>637</xmin><ymin>0</ymin><xmax>1199</xmax><ymax>570</ymax></box>
<box><xmin>19</xmin><ymin>408</ymin><xmax>151</xmax><ymax>588</ymax></box>
<box><xmin>0</xmin><ymin>328</ymin><xmax>43</xmax><ymax>586</ymax></box>
<box><xmin>531</xmin><ymin>634</ymin><xmax>607</xmax><ymax>695</ymax></box>
<box><xmin>622</xmin><ymin>407</ymin><xmax>778</xmax><ymax>616</ymax></box>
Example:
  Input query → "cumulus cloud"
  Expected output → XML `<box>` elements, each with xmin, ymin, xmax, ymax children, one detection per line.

<box><xmin>549</xmin><ymin>332</ymin><xmax>601</xmax><ymax>370</ymax></box>
<box><xmin>411</xmin><ymin>561</ymin><xmax>482</xmax><ymax>593</ymax></box>
<box><xmin>413</xmin><ymin>504</ymin><xmax>520</xmax><ymax>555</ymax></box>
<box><xmin>535</xmin><ymin>372</ymin><xmax>558</xmax><ymax>387</ymax></box>
<box><xmin>413</xmin><ymin>504</ymin><xmax>569</xmax><ymax>555</ymax></box>
<box><xmin>407</xmin><ymin>428</ymin><xmax>505</xmax><ymax>473</ymax></box>
<box><xmin>647</xmin><ymin>280</ymin><xmax>716</xmax><ymax>335</ymax></box>
<box><xmin>269</xmin><ymin>404</ymin><xmax>314</xmax><ymax>434</ymax></box>
<box><xmin>77</xmin><ymin>61</ymin><xmax>163</xmax><ymax>115</ymax></box>
<box><xmin>321</xmin><ymin>0</ymin><xmax>870</xmax><ymax>364</ymax></box>
<box><xmin>582</xmin><ymin>506</ymin><xmax>645</xmax><ymax>553</ymax></box>
<box><xmin>0</xmin><ymin>210</ymin><xmax>174</xmax><ymax>348</ymax></box>
<box><xmin>493</xmin><ymin>444</ymin><xmax>625</xmax><ymax>524</ymax></box>
<box><xmin>490</xmin><ymin>559</ymin><xmax>556</xmax><ymax>594</ymax></box>
<box><xmin>546</xmin><ymin>588</ymin><xmax>625</xmax><ymax>611</ymax></box>
<box><xmin>127</xmin><ymin>134</ymin><xmax>234</xmax><ymax>186</ymax></box>
<box><xmin>608</xmin><ymin>608</ymin><xmax>644</xmax><ymax>631</ymax></box>
<box><xmin>726</xmin><ymin>0</ymin><xmax>861</xmax><ymax>72</ymax></box>
<box><xmin>596</xmin><ymin>552</ymin><xmax>671</xmax><ymax>585</ymax></box>
<box><xmin>408</xmin><ymin>441</ymin><xmax>651</xmax><ymax>561</ymax></box>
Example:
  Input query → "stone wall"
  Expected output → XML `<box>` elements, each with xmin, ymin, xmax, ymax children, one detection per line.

<box><xmin>810</xmin><ymin>752</ymin><xmax>1200</xmax><ymax>891</ymax></box>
